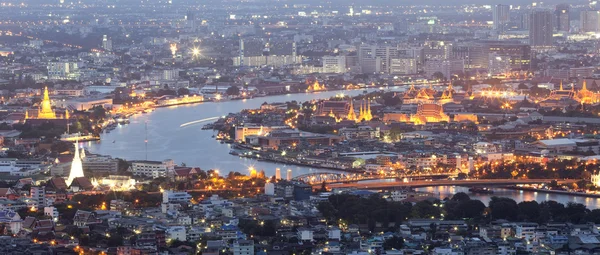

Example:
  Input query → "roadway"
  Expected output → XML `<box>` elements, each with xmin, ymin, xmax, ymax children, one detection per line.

<box><xmin>317</xmin><ymin>179</ymin><xmax>578</xmax><ymax>190</ymax></box>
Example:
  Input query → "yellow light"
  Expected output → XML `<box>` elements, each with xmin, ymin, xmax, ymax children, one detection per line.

<box><xmin>191</xmin><ymin>47</ymin><xmax>200</xmax><ymax>56</ymax></box>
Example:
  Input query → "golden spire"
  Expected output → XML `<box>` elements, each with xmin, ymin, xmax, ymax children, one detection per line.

<box><xmin>559</xmin><ymin>80</ymin><xmax>563</xmax><ymax>90</ymax></box>
<box><xmin>65</xmin><ymin>110</ymin><xmax>69</xmax><ymax>119</ymax></box>
<box><xmin>582</xmin><ymin>80</ymin><xmax>588</xmax><ymax>91</ymax></box>
<box><xmin>347</xmin><ymin>99</ymin><xmax>357</xmax><ymax>121</ymax></box>
<box><xmin>366</xmin><ymin>99</ymin><xmax>372</xmax><ymax>121</ymax></box>
<box><xmin>38</xmin><ymin>87</ymin><xmax>57</xmax><ymax>119</ymax></box>
<box><xmin>24</xmin><ymin>110</ymin><xmax>28</xmax><ymax>120</ymax></box>
<box><xmin>359</xmin><ymin>99</ymin><xmax>364</xmax><ymax>120</ymax></box>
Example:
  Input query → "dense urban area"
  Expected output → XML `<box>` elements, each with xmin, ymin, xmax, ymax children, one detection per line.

<box><xmin>2</xmin><ymin>0</ymin><xmax>600</xmax><ymax>254</ymax></box>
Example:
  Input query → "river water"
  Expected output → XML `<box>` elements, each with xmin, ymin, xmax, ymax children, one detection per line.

<box><xmin>84</xmin><ymin>90</ymin><xmax>366</xmax><ymax>177</ymax></box>
<box><xmin>416</xmin><ymin>186</ymin><xmax>600</xmax><ymax>209</ymax></box>
<box><xmin>84</xmin><ymin>90</ymin><xmax>600</xmax><ymax>209</ymax></box>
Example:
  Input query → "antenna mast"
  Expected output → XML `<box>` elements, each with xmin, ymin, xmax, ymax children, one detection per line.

<box><xmin>145</xmin><ymin>121</ymin><xmax>148</xmax><ymax>160</ymax></box>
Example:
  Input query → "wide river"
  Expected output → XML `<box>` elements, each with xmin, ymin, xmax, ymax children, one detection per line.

<box><xmin>84</xmin><ymin>90</ymin><xmax>600</xmax><ymax>209</ymax></box>
<box><xmin>84</xmin><ymin>90</ymin><xmax>367</xmax><ymax>177</ymax></box>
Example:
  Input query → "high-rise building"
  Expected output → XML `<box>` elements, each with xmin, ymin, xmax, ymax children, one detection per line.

<box><xmin>529</xmin><ymin>10</ymin><xmax>554</xmax><ymax>49</ymax></box>
<box><xmin>102</xmin><ymin>35</ymin><xmax>112</xmax><ymax>51</ymax></box>
<box><xmin>481</xmin><ymin>41</ymin><xmax>531</xmax><ymax>70</ymax></box>
<box><xmin>555</xmin><ymin>4</ymin><xmax>570</xmax><ymax>32</ymax></box>
<box><xmin>580</xmin><ymin>10</ymin><xmax>600</xmax><ymax>33</ymax></box>
<box><xmin>275</xmin><ymin>168</ymin><xmax>281</xmax><ymax>180</ymax></box>
<box><xmin>30</xmin><ymin>186</ymin><xmax>45</xmax><ymax>209</ymax></box>
<box><xmin>286</xmin><ymin>169</ymin><xmax>292</xmax><ymax>181</ymax></box>
<box><xmin>492</xmin><ymin>4</ymin><xmax>510</xmax><ymax>31</ymax></box>
<box><xmin>358</xmin><ymin>44</ymin><xmax>398</xmax><ymax>74</ymax></box>
<box><xmin>322</xmin><ymin>56</ymin><xmax>346</xmax><ymax>73</ymax></box>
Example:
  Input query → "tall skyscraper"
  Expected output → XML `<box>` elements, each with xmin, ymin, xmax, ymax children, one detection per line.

<box><xmin>102</xmin><ymin>35</ymin><xmax>112</xmax><ymax>51</ymax></box>
<box><xmin>239</xmin><ymin>39</ymin><xmax>244</xmax><ymax>66</ymax></box>
<box><xmin>492</xmin><ymin>4</ymin><xmax>510</xmax><ymax>31</ymax></box>
<box><xmin>275</xmin><ymin>168</ymin><xmax>281</xmax><ymax>180</ymax></box>
<box><xmin>555</xmin><ymin>4</ymin><xmax>570</xmax><ymax>32</ymax></box>
<box><xmin>286</xmin><ymin>169</ymin><xmax>292</xmax><ymax>181</ymax></box>
<box><xmin>580</xmin><ymin>10</ymin><xmax>600</xmax><ymax>33</ymax></box>
<box><xmin>529</xmin><ymin>10</ymin><xmax>554</xmax><ymax>49</ymax></box>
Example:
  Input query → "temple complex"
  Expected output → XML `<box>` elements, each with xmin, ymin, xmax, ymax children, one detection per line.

<box><xmin>306</xmin><ymin>80</ymin><xmax>325</xmax><ymax>91</ymax></box>
<box><xmin>357</xmin><ymin>98</ymin><xmax>373</xmax><ymax>122</ymax></box>
<box><xmin>25</xmin><ymin>87</ymin><xmax>69</xmax><ymax>125</ymax></box>
<box><xmin>402</xmin><ymin>84</ymin><xmax>457</xmax><ymax>105</ymax></box>
<box><xmin>541</xmin><ymin>80</ymin><xmax>599</xmax><ymax>107</ymax></box>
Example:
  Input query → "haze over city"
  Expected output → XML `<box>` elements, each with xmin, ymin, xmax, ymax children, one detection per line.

<box><xmin>1</xmin><ymin>0</ymin><xmax>600</xmax><ymax>254</ymax></box>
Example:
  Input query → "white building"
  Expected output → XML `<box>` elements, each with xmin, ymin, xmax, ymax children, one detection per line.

<box><xmin>167</xmin><ymin>226</ymin><xmax>187</xmax><ymax>241</ymax></box>
<box><xmin>0</xmin><ymin>159</ymin><xmax>42</xmax><ymax>175</ymax></box>
<box><xmin>264</xmin><ymin>182</ymin><xmax>275</xmax><ymax>196</ymax></box>
<box><xmin>44</xmin><ymin>206</ymin><xmax>59</xmax><ymax>221</ymax></box>
<box><xmin>473</xmin><ymin>142</ymin><xmax>497</xmax><ymax>155</ymax></box>
<box><xmin>163</xmin><ymin>190</ymin><xmax>192</xmax><ymax>204</ymax></box>
<box><xmin>515</xmin><ymin>223</ymin><xmax>538</xmax><ymax>241</ymax></box>
<box><xmin>390</xmin><ymin>190</ymin><xmax>408</xmax><ymax>202</ymax></box>
<box><xmin>47</xmin><ymin>62</ymin><xmax>79</xmax><ymax>80</ymax></box>
<box><xmin>297</xmin><ymin>228</ymin><xmax>314</xmax><ymax>241</ymax></box>
<box><xmin>488</xmin><ymin>53</ymin><xmax>512</xmax><ymax>76</ymax></box>
<box><xmin>424</xmin><ymin>59</ymin><xmax>464</xmax><ymax>80</ymax></box>
<box><xmin>30</xmin><ymin>186</ymin><xmax>45</xmax><ymax>209</ymax></box>
<box><xmin>390</xmin><ymin>58</ymin><xmax>418</xmax><ymax>75</ymax></box>
<box><xmin>322</xmin><ymin>56</ymin><xmax>346</xmax><ymax>73</ymax></box>
<box><xmin>328</xmin><ymin>227</ymin><xmax>341</xmax><ymax>240</ymax></box>
<box><xmin>162</xmin><ymin>69</ymin><xmax>180</xmax><ymax>80</ymax></box>
<box><xmin>130</xmin><ymin>159</ymin><xmax>175</xmax><ymax>178</ymax></box>
<box><xmin>0</xmin><ymin>209</ymin><xmax>22</xmax><ymax>234</ymax></box>
<box><xmin>233</xmin><ymin>240</ymin><xmax>254</xmax><ymax>255</ymax></box>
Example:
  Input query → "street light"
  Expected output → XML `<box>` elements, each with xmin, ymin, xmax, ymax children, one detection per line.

<box><xmin>191</xmin><ymin>47</ymin><xmax>200</xmax><ymax>58</ymax></box>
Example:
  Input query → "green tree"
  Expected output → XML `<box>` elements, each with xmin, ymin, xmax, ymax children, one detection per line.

<box><xmin>383</xmin><ymin>236</ymin><xmax>404</xmax><ymax>250</ymax></box>
<box><xmin>458</xmin><ymin>200</ymin><xmax>486</xmax><ymax>219</ymax></box>
<box><xmin>489</xmin><ymin>197</ymin><xmax>519</xmax><ymax>221</ymax></box>
<box><xmin>518</xmin><ymin>201</ymin><xmax>540</xmax><ymax>222</ymax></box>
<box><xmin>226</xmin><ymin>86</ymin><xmax>240</xmax><ymax>96</ymax></box>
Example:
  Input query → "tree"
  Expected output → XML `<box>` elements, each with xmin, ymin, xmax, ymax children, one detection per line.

<box><xmin>411</xmin><ymin>200</ymin><xmax>441</xmax><ymax>219</ymax></box>
<box><xmin>518</xmin><ymin>201</ymin><xmax>540</xmax><ymax>222</ymax></box>
<box><xmin>457</xmin><ymin>200</ymin><xmax>486</xmax><ymax>219</ymax></box>
<box><xmin>319</xmin><ymin>181</ymin><xmax>327</xmax><ymax>192</ymax></box>
<box><xmin>177</xmin><ymin>87</ymin><xmax>190</xmax><ymax>95</ymax></box>
<box><xmin>451</xmin><ymin>192</ymin><xmax>470</xmax><ymax>202</ymax></box>
<box><xmin>585</xmin><ymin>209</ymin><xmax>600</xmax><ymax>224</ymax></box>
<box><xmin>317</xmin><ymin>201</ymin><xmax>337</xmax><ymax>219</ymax></box>
<box><xmin>489</xmin><ymin>197</ymin><xmax>519</xmax><ymax>221</ymax></box>
<box><xmin>518</xmin><ymin>83</ymin><xmax>529</xmax><ymax>90</ymax></box>
<box><xmin>383</xmin><ymin>236</ymin><xmax>404</xmax><ymax>250</ymax></box>
<box><xmin>226</xmin><ymin>86</ymin><xmax>240</xmax><ymax>96</ymax></box>
<box><xmin>432</xmin><ymin>72</ymin><xmax>445</xmax><ymax>81</ymax></box>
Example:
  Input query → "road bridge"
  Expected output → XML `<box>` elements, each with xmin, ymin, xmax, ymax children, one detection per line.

<box><xmin>315</xmin><ymin>179</ymin><xmax>578</xmax><ymax>190</ymax></box>
<box><xmin>294</xmin><ymin>172</ymin><xmax>454</xmax><ymax>185</ymax></box>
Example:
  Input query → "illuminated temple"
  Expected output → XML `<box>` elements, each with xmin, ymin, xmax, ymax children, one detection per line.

<box><xmin>541</xmin><ymin>80</ymin><xmax>600</xmax><ymax>106</ymax></box>
<box><xmin>319</xmin><ymin>98</ymin><xmax>373</xmax><ymax>123</ymax></box>
<box><xmin>403</xmin><ymin>84</ymin><xmax>457</xmax><ymax>105</ymax></box>
<box><xmin>25</xmin><ymin>87</ymin><xmax>69</xmax><ymax>125</ymax></box>
<box><xmin>383</xmin><ymin>103</ymin><xmax>477</xmax><ymax>125</ymax></box>
<box><xmin>307</xmin><ymin>80</ymin><xmax>325</xmax><ymax>92</ymax></box>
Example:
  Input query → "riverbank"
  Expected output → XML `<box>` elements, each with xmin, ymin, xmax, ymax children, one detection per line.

<box><xmin>85</xmin><ymin>89</ymin><xmax>383</xmax><ymax>178</ymax></box>
<box><xmin>231</xmin><ymin>147</ymin><xmax>362</xmax><ymax>173</ymax></box>
<box><xmin>503</xmin><ymin>186</ymin><xmax>600</xmax><ymax>199</ymax></box>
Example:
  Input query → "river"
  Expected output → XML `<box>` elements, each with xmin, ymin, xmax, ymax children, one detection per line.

<box><xmin>416</xmin><ymin>186</ymin><xmax>600</xmax><ymax>209</ymax></box>
<box><xmin>84</xmin><ymin>90</ymin><xmax>600</xmax><ymax>209</ymax></box>
<box><xmin>84</xmin><ymin>90</ymin><xmax>367</xmax><ymax>177</ymax></box>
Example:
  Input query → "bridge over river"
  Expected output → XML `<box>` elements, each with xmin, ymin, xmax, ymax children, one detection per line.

<box><xmin>314</xmin><ymin>179</ymin><xmax>579</xmax><ymax>190</ymax></box>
